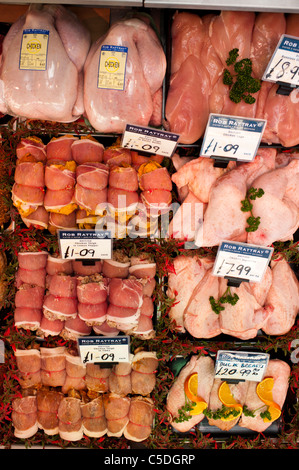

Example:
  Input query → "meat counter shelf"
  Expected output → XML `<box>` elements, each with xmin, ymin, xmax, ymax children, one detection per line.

<box><xmin>144</xmin><ymin>0</ymin><xmax>299</xmax><ymax>13</ymax></box>
<box><xmin>168</xmin><ymin>350</ymin><xmax>297</xmax><ymax>438</ymax></box>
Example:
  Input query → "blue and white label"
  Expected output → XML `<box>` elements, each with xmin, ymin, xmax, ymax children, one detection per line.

<box><xmin>201</xmin><ymin>114</ymin><xmax>266</xmax><ymax>162</ymax></box>
<box><xmin>78</xmin><ymin>336</ymin><xmax>130</xmax><ymax>364</ymax></box>
<box><xmin>58</xmin><ymin>229</ymin><xmax>112</xmax><ymax>260</ymax></box>
<box><xmin>215</xmin><ymin>350</ymin><xmax>270</xmax><ymax>382</ymax></box>
<box><xmin>212</xmin><ymin>241</ymin><xmax>273</xmax><ymax>283</ymax></box>
<box><xmin>263</xmin><ymin>34</ymin><xmax>299</xmax><ymax>87</ymax></box>
<box><xmin>121</xmin><ymin>123</ymin><xmax>180</xmax><ymax>157</ymax></box>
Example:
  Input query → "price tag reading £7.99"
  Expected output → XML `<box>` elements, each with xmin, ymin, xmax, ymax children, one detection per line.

<box><xmin>215</xmin><ymin>350</ymin><xmax>270</xmax><ymax>383</ymax></box>
<box><xmin>121</xmin><ymin>124</ymin><xmax>180</xmax><ymax>158</ymax></box>
<box><xmin>201</xmin><ymin>114</ymin><xmax>266</xmax><ymax>162</ymax></box>
<box><xmin>58</xmin><ymin>229</ymin><xmax>112</xmax><ymax>260</ymax></box>
<box><xmin>213</xmin><ymin>241</ymin><xmax>273</xmax><ymax>283</ymax></box>
<box><xmin>78</xmin><ymin>336</ymin><xmax>130</xmax><ymax>364</ymax></box>
<box><xmin>263</xmin><ymin>34</ymin><xmax>299</xmax><ymax>87</ymax></box>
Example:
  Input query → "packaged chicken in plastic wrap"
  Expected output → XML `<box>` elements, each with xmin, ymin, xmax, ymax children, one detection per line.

<box><xmin>0</xmin><ymin>4</ymin><xmax>91</xmax><ymax>122</ymax></box>
<box><xmin>84</xmin><ymin>16</ymin><xmax>166</xmax><ymax>133</ymax></box>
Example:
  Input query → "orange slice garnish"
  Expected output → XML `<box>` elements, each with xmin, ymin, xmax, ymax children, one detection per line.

<box><xmin>184</xmin><ymin>373</ymin><xmax>207</xmax><ymax>416</ymax></box>
<box><xmin>218</xmin><ymin>381</ymin><xmax>243</xmax><ymax>421</ymax></box>
<box><xmin>256</xmin><ymin>377</ymin><xmax>281</xmax><ymax>422</ymax></box>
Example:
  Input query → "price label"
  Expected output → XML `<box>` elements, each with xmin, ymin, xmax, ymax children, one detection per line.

<box><xmin>213</xmin><ymin>241</ymin><xmax>273</xmax><ymax>283</ymax></box>
<box><xmin>58</xmin><ymin>229</ymin><xmax>112</xmax><ymax>260</ymax></box>
<box><xmin>121</xmin><ymin>124</ymin><xmax>180</xmax><ymax>158</ymax></box>
<box><xmin>215</xmin><ymin>350</ymin><xmax>270</xmax><ymax>382</ymax></box>
<box><xmin>201</xmin><ymin>114</ymin><xmax>266</xmax><ymax>162</ymax></box>
<box><xmin>263</xmin><ymin>34</ymin><xmax>299</xmax><ymax>87</ymax></box>
<box><xmin>78</xmin><ymin>336</ymin><xmax>130</xmax><ymax>364</ymax></box>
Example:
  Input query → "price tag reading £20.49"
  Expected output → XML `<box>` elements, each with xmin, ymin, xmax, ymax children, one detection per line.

<box><xmin>201</xmin><ymin>114</ymin><xmax>266</xmax><ymax>162</ymax></box>
<box><xmin>263</xmin><ymin>34</ymin><xmax>299</xmax><ymax>87</ymax></box>
<box><xmin>213</xmin><ymin>241</ymin><xmax>273</xmax><ymax>283</ymax></box>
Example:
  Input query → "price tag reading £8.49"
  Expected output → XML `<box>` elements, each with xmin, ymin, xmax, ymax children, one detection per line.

<box><xmin>58</xmin><ymin>229</ymin><xmax>112</xmax><ymax>260</ymax></box>
<box><xmin>215</xmin><ymin>350</ymin><xmax>270</xmax><ymax>383</ymax></box>
<box><xmin>121</xmin><ymin>124</ymin><xmax>180</xmax><ymax>158</ymax></box>
<box><xmin>263</xmin><ymin>34</ymin><xmax>299</xmax><ymax>88</ymax></box>
<box><xmin>78</xmin><ymin>336</ymin><xmax>130</xmax><ymax>365</ymax></box>
<box><xmin>213</xmin><ymin>241</ymin><xmax>273</xmax><ymax>283</ymax></box>
<box><xmin>201</xmin><ymin>114</ymin><xmax>266</xmax><ymax>162</ymax></box>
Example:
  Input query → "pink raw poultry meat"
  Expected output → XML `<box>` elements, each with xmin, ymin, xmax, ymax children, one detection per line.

<box><xmin>183</xmin><ymin>269</ymin><xmax>221</xmax><ymax>338</ymax></box>
<box><xmin>257</xmin><ymin>14</ymin><xmax>299</xmax><ymax>147</ymax></box>
<box><xmin>166</xmin><ymin>355</ymin><xmax>215</xmax><ymax>433</ymax></box>
<box><xmin>250</xmin><ymin>12</ymin><xmax>286</xmax><ymax>80</ymax></box>
<box><xmin>209</xmin><ymin>11</ymin><xmax>255</xmax><ymax>68</ymax></box>
<box><xmin>218</xmin><ymin>278</ymin><xmax>269</xmax><ymax>340</ymax></box>
<box><xmin>170</xmin><ymin>11</ymin><xmax>205</xmax><ymax>74</ymax></box>
<box><xmin>0</xmin><ymin>5</ymin><xmax>90</xmax><ymax>122</ymax></box>
<box><xmin>247</xmin><ymin>159</ymin><xmax>299</xmax><ymax>246</ymax></box>
<box><xmin>171</xmin><ymin>157</ymin><xmax>235</xmax><ymax>203</ymax></box>
<box><xmin>239</xmin><ymin>359</ymin><xmax>290</xmax><ymax>432</ymax></box>
<box><xmin>84</xmin><ymin>18</ymin><xmax>166</xmax><ymax>133</ymax></box>
<box><xmin>165</xmin><ymin>54</ymin><xmax>210</xmax><ymax>144</ymax></box>
<box><xmin>208</xmin><ymin>379</ymin><xmax>249</xmax><ymax>431</ymax></box>
<box><xmin>195</xmin><ymin>153</ymin><xmax>275</xmax><ymax>247</ymax></box>
<box><xmin>167</xmin><ymin>255</ymin><xmax>213</xmax><ymax>332</ymax></box>
<box><xmin>262</xmin><ymin>257</ymin><xmax>299</xmax><ymax>335</ymax></box>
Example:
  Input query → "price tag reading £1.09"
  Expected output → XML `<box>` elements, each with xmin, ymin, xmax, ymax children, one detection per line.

<box><xmin>78</xmin><ymin>336</ymin><xmax>130</xmax><ymax>365</ymax></box>
<box><xmin>58</xmin><ymin>229</ymin><xmax>112</xmax><ymax>260</ymax></box>
<box><xmin>213</xmin><ymin>241</ymin><xmax>273</xmax><ymax>283</ymax></box>
<box><xmin>201</xmin><ymin>114</ymin><xmax>266</xmax><ymax>162</ymax></box>
<box><xmin>121</xmin><ymin>124</ymin><xmax>180</xmax><ymax>158</ymax></box>
<box><xmin>263</xmin><ymin>34</ymin><xmax>299</xmax><ymax>88</ymax></box>
<box><xmin>215</xmin><ymin>350</ymin><xmax>270</xmax><ymax>383</ymax></box>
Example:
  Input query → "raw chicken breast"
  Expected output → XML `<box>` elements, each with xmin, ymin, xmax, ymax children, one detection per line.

<box><xmin>195</xmin><ymin>155</ymin><xmax>272</xmax><ymax>247</ymax></box>
<box><xmin>247</xmin><ymin>159</ymin><xmax>299</xmax><ymax>246</ymax></box>
<box><xmin>239</xmin><ymin>359</ymin><xmax>290</xmax><ymax>432</ymax></box>
<box><xmin>219</xmin><ymin>278</ymin><xmax>269</xmax><ymax>340</ymax></box>
<box><xmin>183</xmin><ymin>269</ymin><xmax>221</xmax><ymax>338</ymax></box>
<box><xmin>208</xmin><ymin>379</ymin><xmax>249</xmax><ymax>431</ymax></box>
<box><xmin>262</xmin><ymin>257</ymin><xmax>299</xmax><ymax>335</ymax></box>
<box><xmin>166</xmin><ymin>355</ymin><xmax>215</xmax><ymax>433</ymax></box>
<box><xmin>167</xmin><ymin>255</ymin><xmax>213</xmax><ymax>332</ymax></box>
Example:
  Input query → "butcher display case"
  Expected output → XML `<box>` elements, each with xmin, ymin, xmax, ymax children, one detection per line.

<box><xmin>0</xmin><ymin>0</ymin><xmax>298</xmax><ymax>455</ymax></box>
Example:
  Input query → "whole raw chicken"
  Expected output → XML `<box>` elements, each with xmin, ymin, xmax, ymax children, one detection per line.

<box><xmin>84</xmin><ymin>17</ymin><xmax>166</xmax><ymax>133</ymax></box>
<box><xmin>0</xmin><ymin>4</ymin><xmax>91</xmax><ymax>122</ymax></box>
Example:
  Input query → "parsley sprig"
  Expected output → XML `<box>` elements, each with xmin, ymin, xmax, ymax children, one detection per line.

<box><xmin>209</xmin><ymin>286</ymin><xmax>239</xmax><ymax>315</ymax></box>
<box><xmin>223</xmin><ymin>48</ymin><xmax>261</xmax><ymax>104</ymax></box>
<box><xmin>241</xmin><ymin>187</ymin><xmax>265</xmax><ymax>232</ymax></box>
<box><xmin>173</xmin><ymin>398</ymin><xmax>197</xmax><ymax>423</ymax></box>
<box><xmin>204</xmin><ymin>405</ymin><xmax>241</xmax><ymax>420</ymax></box>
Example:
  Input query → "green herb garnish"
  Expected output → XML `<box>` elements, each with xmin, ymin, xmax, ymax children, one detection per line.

<box><xmin>223</xmin><ymin>49</ymin><xmax>261</xmax><ymax>104</ymax></box>
<box><xmin>241</xmin><ymin>187</ymin><xmax>264</xmax><ymax>232</ymax></box>
<box><xmin>204</xmin><ymin>405</ymin><xmax>241</xmax><ymax>420</ymax></box>
<box><xmin>243</xmin><ymin>405</ymin><xmax>256</xmax><ymax>417</ymax></box>
<box><xmin>209</xmin><ymin>285</ymin><xmax>239</xmax><ymax>315</ymax></box>
<box><xmin>173</xmin><ymin>400</ymin><xmax>197</xmax><ymax>423</ymax></box>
